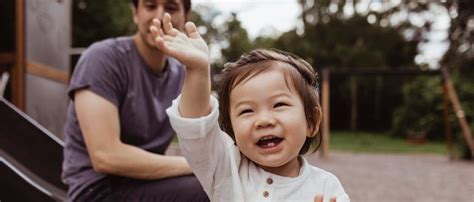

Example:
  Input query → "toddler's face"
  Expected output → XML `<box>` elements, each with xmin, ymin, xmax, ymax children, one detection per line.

<box><xmin>229</xmin><ymin>66</ymin><xmax>310</xmax><ymax>176</ymax></box>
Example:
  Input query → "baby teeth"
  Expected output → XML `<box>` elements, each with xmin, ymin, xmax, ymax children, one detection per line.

<box><xmin>260</xmin><ymin>136</ymin><xmax>275</xmax><ymax>141</ymax></box>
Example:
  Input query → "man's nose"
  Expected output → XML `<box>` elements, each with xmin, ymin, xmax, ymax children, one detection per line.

<box><xmin>153</xmin><ymin>7</ymin><xmax>166</xmax><ymax>20</ymax></box>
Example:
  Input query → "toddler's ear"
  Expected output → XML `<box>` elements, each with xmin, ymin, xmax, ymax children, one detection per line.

<box><xmin>308</xmin><ymin>107</ymin><xmax>322</xmax><ymax>137</ymax></box>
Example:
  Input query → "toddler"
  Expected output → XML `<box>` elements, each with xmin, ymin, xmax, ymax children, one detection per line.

<box><xmin>151</xmin><ymin>13</ymin><xmax>349</xmax><ymax>202</ymax></box>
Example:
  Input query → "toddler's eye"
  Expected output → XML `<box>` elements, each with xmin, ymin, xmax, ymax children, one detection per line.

<box><xmin>274</xmin><ymin>102</ymin><xmax>289</xmax><ymax>108</ymax></box>
<box><xmin>238</xmin><ymin>109</ymin><xmax>253</xmax><ymax>116</ymax></box>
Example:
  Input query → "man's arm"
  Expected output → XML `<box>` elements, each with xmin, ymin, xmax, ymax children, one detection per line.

<box><xmin>75</xmin><ymin>90</ymin><xmax>192</xmax><ymax>179</ymax></box>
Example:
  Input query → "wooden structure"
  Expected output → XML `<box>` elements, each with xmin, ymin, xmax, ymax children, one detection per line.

<box><xmin>440</xmin><ymin>68</ymin><xmax>474</xmax><ymax>158</ymax></box>
<box><xmin>1</xmin><ymin>0</ymin><xmax>72</xmax><ymax>139</ymax></box>
<box><xmin>319</xmin><ymin>67</ymin><xmax>474</xmax><ymax>159</ymax></box>
<box><xmin>1</xmin><ymin>1</ymin><xmax>72</xmax><ymax>200</ymax></box>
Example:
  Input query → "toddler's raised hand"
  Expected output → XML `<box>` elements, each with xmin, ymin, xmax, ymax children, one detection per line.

<box><xmin>149</xmin><ymin>13</ymin><xmax>209</xmax><ymax>71</ymax></box>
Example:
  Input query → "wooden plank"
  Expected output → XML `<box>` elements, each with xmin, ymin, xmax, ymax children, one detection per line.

<box><xmin>12</xmin><ymin>0</ymin><xmax>25</xmax><ymax>110</ymax></box>
<box><xmin>440</xmin><ymin>68</ymin><xmax>474</xmax><ymax>157</ymax></box>
<box><xmin>26</xmin><ymin>61</ymin><xmax>69</xmax><ymax>84</ymax></box>
<box><xmin>0</xmin><ymin>53</ymin><xmax>15</xmax><ymax>64</ymax></box>
<box><xmin>442</xmin><ymin>82</ymin><xmax>454</xmax><ymax>160</ymax></box>
<box><xmin>1</xmin><ymin>72</ymin><xmax>9</xmax><ymax>97</ymax></box>
<box><xmin>320</xmin><ymin>68</ymin><xmax>330</xmax><ymax>158</ymax></box>
<box><xmin>328</xmin><ymin>68</ymin><xmax>440</xmax><ymax>76</ymax></box>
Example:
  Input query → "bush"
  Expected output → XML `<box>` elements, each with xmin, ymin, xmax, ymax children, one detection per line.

<box><xmin>392</xmin><ymin>72</ymin><xmax>474</xmax><ymax>159</ymax></box>
<box><xmin>391</xmin><ymin>76</ymin><xmax>444</xmax><ymax>139</ymax></box>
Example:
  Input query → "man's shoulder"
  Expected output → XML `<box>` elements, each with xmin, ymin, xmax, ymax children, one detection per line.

<box><xmin>84</xmin><ymin>36</ymin><xmax>134</xmax><ymax>57</ymax></box>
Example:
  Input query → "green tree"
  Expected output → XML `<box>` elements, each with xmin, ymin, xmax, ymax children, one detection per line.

<box><xmin>275</xmin><ymin>15</ymin><xmax>417</xmax><ymax>69</ymax></box>
<box><xmin>441</xmin><ymin>0</ymin><xmax>474</xmax><ymax>72</ymax></box>
<box><xmin>297</xmin><ymin>0</ymin><xmax>443</xmax><ymax>47</ymax></box>
<box><xmin>72</xmin><ymin>0</ymin><xmax>135</xmax><ymax>47</ymax></box>
<box><xmin>189</xmin><ymin>5</ymin><xmax>224</xmax><ymax>50</ymax></box>
<box><xmin>220</xmin><ymin>13</ymin><xmax>252</xmax><ymax>63</ymax></box>
<box><xmin>391</xmin><ymin>76</ymin><xmax>444</xmax><ymax>139</ymax></box>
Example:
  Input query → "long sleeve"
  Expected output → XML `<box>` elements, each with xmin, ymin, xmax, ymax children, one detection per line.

<box><xmin>166</xmin><ymin>95</ymin><xmax>243</xmax><ymax>200</ymax></box>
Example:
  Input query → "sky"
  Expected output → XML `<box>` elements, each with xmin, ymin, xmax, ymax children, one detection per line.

<box><xmin>192</xmin><ymin>0</ymin><xmax>450</xmax><ymax>68</ymax></box>
<box><xmin>193</xmin><ymin>0</ymin><xmax>301</xmax><ymax>39</ymax></box>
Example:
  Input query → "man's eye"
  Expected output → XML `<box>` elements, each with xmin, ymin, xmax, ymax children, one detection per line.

<box><xmin>166</xmin><ymin>5</ymin><xmax>179</xmax><ymax>11</ymax></box>
<box><xmin>239</xmin><ymin>109</ymin><xmax>253</xmax><ymax>116</ymax></box>
<box><xmin>145</xmin><ymin>3</ymin><xmax>156</xmax><ymax>9</ymax></box>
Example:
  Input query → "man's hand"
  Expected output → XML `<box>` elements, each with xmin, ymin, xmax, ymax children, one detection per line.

<box><xmin>314</xmin><ymin>195</ymin><xmax>337</xmax><ymax>202</ymax></box>
<box><xmin>150</xmin><ymin>13</ymin><xmax>209</xmax><ymax>71</ymax></box>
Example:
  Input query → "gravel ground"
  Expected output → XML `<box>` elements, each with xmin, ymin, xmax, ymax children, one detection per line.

<box><xmin>306</xmin><ymin>152</ymin><xmax>474</xmax><ymax>202</ymax></box>
<box><xmin>167</xmin><ymin>145</ymin><xmax>474</xmax><ymax>202</ymax></box>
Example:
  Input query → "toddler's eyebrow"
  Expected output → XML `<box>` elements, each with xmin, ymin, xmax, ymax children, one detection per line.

<box><xmin>233</xmin><ymin>100</ymin><xmax>253</xmax><ymax>109</ymax></box>
<box><xmin>233</xmin><ymin>92</ymin><xmax>292</xmax><ymax>108</ymax></box>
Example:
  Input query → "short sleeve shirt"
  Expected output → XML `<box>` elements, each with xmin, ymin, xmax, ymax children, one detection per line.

<box><xmin>62</xmin><ymin>36</ymin><xmax>185</xmax><ymax>200</ymax></box>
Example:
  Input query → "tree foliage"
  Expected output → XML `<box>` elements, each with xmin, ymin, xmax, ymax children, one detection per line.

<box><xmin>220</xmin><ymin>13</ymin><xmax>253</xmax><ymax>64</ymax></box>
<box><xmin>274</xmin><ymin>15</ymin><xmax>417</xmax><ymax>69</ymax></box>
<box><xmin>297</xmin><ymin>0</ymin><xmax>442</xmax><ymax>44</ymax></box>
<box><xmin>72</xmin><ymin>0</ymin><xmax>135</xmax><ymax>47</ymax></box>
<box><xmin>441</xmin><ymin>0</ymin><xmax>474</xmax><ymax>71</ymax></box>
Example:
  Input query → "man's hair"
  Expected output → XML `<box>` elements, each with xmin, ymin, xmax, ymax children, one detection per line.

<box><xmin>131</xmin><ymin>0</ymin><xmax>192</xmax><ymax>14</ymax></box>
<box><xmin>217</xmin><ymin>49</ymin><xmax>322</xmax><ymax>155</ymax></box>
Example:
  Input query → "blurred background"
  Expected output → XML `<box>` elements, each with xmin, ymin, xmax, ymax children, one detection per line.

<box><xmin>69</xmin><ymin>0</ymin><xmax>474</xmax><ymax>159</ymax></box>
<box><xmin>1</xmin><ymin>0</ymin><xmax>473</xmax><ymax>201</ymax></box>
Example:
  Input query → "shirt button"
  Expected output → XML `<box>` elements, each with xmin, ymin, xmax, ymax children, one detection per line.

<box><xmin>263</xmin><ymin>191</ymin><xmax>269</xmax><ymax>198</ymax></box>
<box><xmin>266</xmin><ymin>177</ymin><xmax>273</xmax><ymax>185</ymax></box>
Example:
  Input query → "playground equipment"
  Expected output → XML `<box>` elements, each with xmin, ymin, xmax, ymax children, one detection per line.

<box><xmin>0</xmin><ymin>97</ymin><xmax>67</xmax><ymax>201</ymax></box>
<box><xmin>0</xmin><ymin>72</ymin><xmax>9</xmax><ymax>97</ymax></box>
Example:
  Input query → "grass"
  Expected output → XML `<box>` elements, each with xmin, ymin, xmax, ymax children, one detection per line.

<box><xmin>329</xmin><ymin>131</ymin><xmax>449</xmax><ymax>155</ymax></box>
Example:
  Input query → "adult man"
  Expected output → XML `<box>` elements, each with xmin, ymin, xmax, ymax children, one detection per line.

<box><xmin>62</xmin><ymin>0</ymin><xmax>208</xmax><ymax>201</ymax></box>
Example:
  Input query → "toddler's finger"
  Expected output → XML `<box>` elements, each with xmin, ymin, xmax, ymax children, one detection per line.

<box><xmin>149</xmin><ymin>26</ymin><xmax>158</xmax><ymax>36</ymax></box>
<box><xmin>151</xmin><ymin>18</ymin><xmax>164</xmax><ymax>37</ymax></box>
<box><xmin>185</xmin><ymin>22</ymin><xmax>200</xmax><ymax>39</ymax></box>
<box><xmin>163</xmin><ymin>13</ymin><xmax>179</xmax><ymax>36</ymax></box>
<box><xmin>314</xmin><ymin>195</ymin><xmax>323</xmax><ymax>202</ymax></box>
<box><xmin>154</xmin><ymin>35</ymin><xmax>163</xmax><ymax>47</ymax></box>
<box><xmin>152</xmin><ymin>18</ymin><xmax>161</xmax><ymax>27</ymax></box>
<box><xmin>330</xmin><ymin>196</ymin><xmax>337</xmax><ymax>202</ymax></box>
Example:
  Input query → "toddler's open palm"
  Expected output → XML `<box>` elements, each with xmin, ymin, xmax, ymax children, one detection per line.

<box><xmin>150</xmin><ymin>13</ymin><xmax>209</xmax><ymax>70</ymax></box>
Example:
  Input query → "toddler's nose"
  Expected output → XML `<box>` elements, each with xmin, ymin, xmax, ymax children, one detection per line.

<box><xmin>255</xmin><ymin>113</ymin><xmax>276</xmax><ymax>128</ymax></box>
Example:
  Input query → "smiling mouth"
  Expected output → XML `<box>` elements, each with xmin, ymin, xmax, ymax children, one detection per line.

<box><xmin>256</xmin><ymin>135</ymin><xmax>284</xmax><ymax>148</ymax></box>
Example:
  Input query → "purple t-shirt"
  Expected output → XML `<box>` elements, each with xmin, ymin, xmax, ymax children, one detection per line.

<box><xmin>62</xmin><ymin>36</ymin><xmax>185</xmax><ymax>200</ymax></box>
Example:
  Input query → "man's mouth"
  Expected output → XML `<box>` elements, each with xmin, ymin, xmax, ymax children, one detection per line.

<box><xmin>256</xmin><ymin>135</ymin><xmax>283</xmax><ymax>148</ymax></box>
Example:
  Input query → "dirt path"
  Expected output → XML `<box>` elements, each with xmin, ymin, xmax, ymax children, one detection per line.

<box><xmin>167</xmin><ymin>145</ymin><xmax>474</xmax><ymax>202</ymax></box>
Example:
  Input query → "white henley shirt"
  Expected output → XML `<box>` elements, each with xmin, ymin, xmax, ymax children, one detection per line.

<box><xmin>166</xmin><ymin>95</ymin><xmax>350</xmax><ymax>202</ymax></box>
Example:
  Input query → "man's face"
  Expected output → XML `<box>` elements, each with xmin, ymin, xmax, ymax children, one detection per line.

<box><xmin>133</xmin><ymin>0</ymin><xmax>187</xmax><ymax>49</ymax></box>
